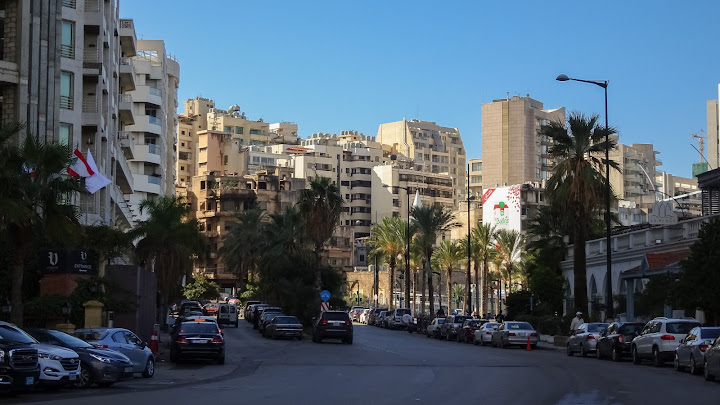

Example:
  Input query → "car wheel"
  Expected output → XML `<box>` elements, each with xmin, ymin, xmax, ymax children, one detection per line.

<box><xmin>704</xmin><ymin>359</ymin><xmax>715</xmax><ymax>381</ymax></box>
<box><xmin>566</xmin><ymin>343</ymin><xmax>573</xmax><ymax>356</ymax></box>
<box><xmin>674</xmin><ymin>353</ymin><xmax>683</xmax><ymax>371</ymax></box>
<box><xmin>501</xmin><ymin>339</ymin><xmax>507</xmax><ymax>349</ymax></box>
<box><xmin>611</xmin><ymin>346</ymin><xmax>621</xmax><ymax>362</ymax></box>
<box><xmin>531</xmin><ymin>344</ymin><xmax>537</xmax><ymax>350</ymax></box>
<box><xmin>596</xmin><ymin>347</ymin><xmax>602</xmax><ymax>360</ymax></box>
<box><xmin>690</xmin><ymin>356</ymin><xmax>700</xmax><ymax>375</ymax></box>
<box><xmin>347</xmin><ymin>337</ymin><xmax>353</xmax><ymax>345</ymax></box>
<box><xmin>580</xmin><ymin>344</ymin><xmax>587</xmax><ymax>357</ymax></box>
<box><xmin>97</xmin><ymin>382</ymin><xmax>114</xmax><ymax>388</ymax></box>
<box><xmin>74</xmin><ymin>362</ymin><xmax>93</xmax><ymax>388</ymax></box>
<box><xmin>632</xmin><ymin>346</ymin><xmax>641</xmax><ymax>365</ymax></box>
<box><xmin>652</xmin><ymin>347</ymin><xmax>664</xmax><ymax>367</ymax></box>
<box><xmin>142</xmin><ymin>357</ymin><xmax>155</xmax><ymax>378</ymax></box>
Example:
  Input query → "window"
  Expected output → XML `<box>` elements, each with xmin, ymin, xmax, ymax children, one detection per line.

<box><xmin>181</xmin><ymin>142</ymin><xmax>185</xmax><ymax>147</ymax></box>
<box><xmin>180</xmin><ymin>166</ymin><xmax>185</xmax><ymax>171</ymax></box>
<box><xmin>224</xmin><ymin>155</ymin><xmax>229</xmax><ymax>165</ymax></box>
<box><xmin>60</xmin><ymin>72</ymin><xmax>73</xmax><ymax>109</ymax></box>
<box><xmin>471</xmin><ymin>162</ymin><xmax>482</xmax><ymax>172</ymax></box>
<box><xmin>178</xmin><ymin>152</ymin><xmax>190</xmax><ymax>160</ymax></box>
<box><xmin>59</xmin><ymin>123</ymin><xmax>72</xmax><ymax>146</ymax></box>
<box><xmin>235</xmin><ymin>126</ymin><xmax>243</xmax><ymax>135</ymax></box>
<box><xmin>61</xmin><ymin>21</ymin><xmax>74</xmax><ymax>59</ymax></box>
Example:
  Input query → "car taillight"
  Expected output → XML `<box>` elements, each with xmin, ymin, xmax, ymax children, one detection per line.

<box><xmin>699</xmin><ymin>344</ymin><xmax>709</xmax><ymax>352</ymax></box>
<box><xmin>530</xmin><ymin>333</ymin><xmax>537</xmax><ymax>337</ymax></box>
<box><xmin>486</xmin><ymin>332</ymin><xmax>492</xmax><ymax>334</ymax></box>
<box><xmin>618</xmin><ymin>335</ymin><xmax>624</xmax><ymax>343</ymax></box>
<box><xmin>212</xmin><ymin>336</ymin><xmax>223</xmax><ymax>344</ymax></box>
<box><xmin>176</xmin><ymin>337</ymin><xmax>187</xmax><ymax>343</ymax></box>
<box><xmin>508</xmin><ymin>333</ymin><xmax>516</xmax><ymax>337</ymax></box>
<box><xmin>345</xmin><ymin>320</ymin><xmax>352</xmax><ymax>325</ymax></box>
<box><xmin>322</xmin><ymin>320</ymin><xmax>329</xmax><ymax>324</ymax></box>
<box><xmin>660</xmin><ymin>335</ymin><xmax>675</xmax><ymax>341</ymax></box>
<box><xmin>218</xmin><ymin>329</ymin><xmax>222</xmax><ymax>333</ymax></box>
<box><xmin>587</xmin><ymin>334</ymin><xmax>595</xmax><ymax>340</ymax></box>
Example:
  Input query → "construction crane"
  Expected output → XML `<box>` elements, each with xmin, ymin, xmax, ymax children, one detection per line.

<box><xmin>691</xmin><ymin>130</ymin><xmax>706</xmax><ymax>159</ymax></box>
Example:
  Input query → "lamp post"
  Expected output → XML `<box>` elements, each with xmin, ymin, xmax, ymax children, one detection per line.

<box><xmin>556</xmin><ymin>73</ymin><xmax>613</xmax><ymax>319</ymax></box>
<box><xmin>383</xmin><ymin>184</ymin><xmax>411</xmax><ymax>310</ymax></box>
<box><xmin>465</xmin><ymin>162</ymin><xmax>473</xmax><ymax>315</ymax></box>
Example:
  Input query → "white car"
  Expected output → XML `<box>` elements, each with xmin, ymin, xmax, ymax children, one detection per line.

<box><xmin>426</xmin><ymin>318</ymin><xmax>446</xmax><ymax>338</ymax></box>
<box><xmin>631</xmin><ymin>317</ymin><xmax>701</xmax><ymax>366</ymax></box>
<box><xmin>474</xmin><ymin>322</ymin><xmax>501</xmax><ymax>345</ymax></box>
<box><xmin>389</xmin><ymin>309</ymin><xmax>413</xmax><ymax>329</ymax></box>
<box><xmin>359</xmin><ymin>309</ymin><xmax>371</xmax><ymax>324</ymax></box>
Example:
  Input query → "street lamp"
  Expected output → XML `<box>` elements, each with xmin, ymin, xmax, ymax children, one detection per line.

<box><xmin>556</xmin><ymin>73</ymin><xmax>613</xmax><ymax>319</ymax></box>
<box><xmin>61</xmin><ymin>301</ymin><xmax>72</xmax><ymax>324</ymax></box>
<box><xmin>383</xmin><ymin>184</ymin><xmax>411</xmax><ymax>311</ymax></box>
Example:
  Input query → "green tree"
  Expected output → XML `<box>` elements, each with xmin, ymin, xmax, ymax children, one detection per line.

<box><xmin>462</xmin><ymin>222</ymin><xmax>497</xmax><ymax>316</ymax></box>
<box><xmin>183</xmin><ymin>276</ymin><xmax>221</xmax><ymax>301</ymax></box>
<box><xmin>432</xmin><ymin>240</ymin><xmax>464</xmax><ymax>312</ymax></box>
<box><xmin>542</xmin><ymin>112</ymin><xmax>618</xmax><ymax>313</ymax></box>
<box><xmin>527</xmin><ymin>263</ymin><xmax>565</xmax><ymax>316</ymax></box>
<box><xmin>132</xmin><ymin>196</ymin><xmax>205</xmax><ymax>319</ymax></box>
<box><xmin>218</xmin><ymin>209</ymin><xmax>265</xmax><ymax>286</ymax></box>
<box><xmin>298</xmin><ymin>176</ymin><xmax>344</xmax><ymax>308</ymax></box>
<box><xmin>412</xmin><ymin>205</ymin><xmax>459</xmax><ymax>314</ymax></box>
<box><xmin>496</xmin><ymin>229</ymin><xmax>524</xmax><ymax>292</ymax></box>
<box><xmin>369</xmin><ymin>217</ymin><xmax>407</xmax><ymax>311</ymax></box>
<box><xmin>526</xmin><ymin>206</ymin><xmax>567</xmax><ymax>271</ymax></box>
<box><xmin>0</xmin><ymin>123</ymin><xmax>84</xmax><ymax>325</ymax></box>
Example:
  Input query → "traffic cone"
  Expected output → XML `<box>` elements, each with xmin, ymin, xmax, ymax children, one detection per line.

<box><xmin>149</xmin><ymin>324</ymin><xmax>159</xmax><ymax>354</ymax></box>
<box><xmin>526</xmin><ymin>336</ymin><xmax>531</xmax><ymax>351</ymax></box>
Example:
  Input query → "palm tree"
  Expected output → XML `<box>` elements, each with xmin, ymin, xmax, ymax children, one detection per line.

<box><xmin>133</xmin><ymin>196</ymin><xmax>205</xmax><ymax>321</ymax></box>
<box><xmin>462</xmin><ymin>222</ymin><xmax>497</xmax><ymax>315</ymax></box>
<box><xmin>369</xmin><ymin>217</ymin><xmax>406</xmax><ymax>310</ymax></box>
<box><xmin>219</xmin><ymin>209</ymin><xmax>265</xmax><ymax>285</ymax></box>
<box><xmin>409</xmin><ymin>240</ymin><xmax>424</xmax><ymax>314</ymax></box>
<box><xmin>451</xmin><ymin>283</ymin><xmax>466</xmax><ymax>311</ymax></box>
<box><xmin>412</xmin><ymin>205</ymin><xmax>459</xmax><ymax>314</ymax></box>
<box><xmin>432</xmin><ymin>240</ymin><xmax>464</xmax><ymax>312</ymax></box>
<box><xmin>0</xmin><ymin>123</ymin><xmax>84</xmax><ymax>325</ymax></box>
<box><xmin>541</xmin><ymin>112</ymin><xmax>618</xmax><ymax>312</ymax></box>
<box><xmin>298</xmin><ymin>176</ymin><xmax>344</xmax><ymax>304</ymax></box>
<box><xmin>496</xmin><ymin>229</ymin><xmax>524</xmax><ymax>291</ymax></box>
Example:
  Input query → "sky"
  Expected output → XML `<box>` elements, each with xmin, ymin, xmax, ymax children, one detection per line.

<box><xmin>120</xmin><ymin>0</ymin><xmax>720</xmax><ymax>178</ymax></box>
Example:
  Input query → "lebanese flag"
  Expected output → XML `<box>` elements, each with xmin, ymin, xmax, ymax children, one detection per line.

<box><xmin>67</xmin><ymin>149</ymin><xmax>94</xmax><ymax>178</ymax></box>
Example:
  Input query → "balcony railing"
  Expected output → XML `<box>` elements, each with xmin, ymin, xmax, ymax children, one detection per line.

<box><xmin>147</xmin><ymin>144</ymin><xmax>160</xmax><ymax>155</ymax></box>
<box><xmin>60</xmin><ymin>96</ymin><xmax>74</xmax><ymax>110</ymax></box>
<box><xmin>119</xmin><ymin>19</ymin><xmax>134</xmax><ymax>30</ymax></box>
<box><xmin>119</xmin><ymin>94</ymin><xmax>132</xmax><ymax>103</ymax></box>
<box><xmin>82</xmin><ymin>98</ymin><xmax>98</xmax><ymax>113</ymax></box>
<box><xmin>148</xmin><ymin>116</ymin><xmax>161</xmax><ymax>125</ymax></box>
<box><xmin>62</xmin><ymin>0</ymin><xmax>77</xmax><ymax>8</ymax></box>
<box><xmin>84</xmin><ymin>0</ymin><xmax>100</xmax><ymax>12</ymax></box>
<box><xmin>148</xmin><ymin>175</ymin><xmax>161</xmax><ymax>185</ymax></box>
<box><xmin>60</xmin><ymin>44</ymin><xmax>75</xmax><ymax>59</ymax></box>
<box><xmin>149</xmin><ymin>87</ymin><xmax>162</xmax><ymax>96</ymax></box>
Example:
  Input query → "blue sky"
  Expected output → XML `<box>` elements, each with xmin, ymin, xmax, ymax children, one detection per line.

<box><xmin>121</xmin><ymin>0</ymin><xmax>720</xmax><ymax>178</ymax></box>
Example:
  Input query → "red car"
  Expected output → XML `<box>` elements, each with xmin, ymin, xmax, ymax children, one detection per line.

<box><xmin>458</xmin><ymin>319</ymin><xmax>486</xmax><ymax>343</ymax></box>
<box><xmin>203</xmin><ymin>303</ymin><xmax>219</xmax><ymax>316</ymax></box>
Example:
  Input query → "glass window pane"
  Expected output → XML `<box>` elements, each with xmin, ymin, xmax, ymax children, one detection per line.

<box><xmin>60</xmin><ymin>72</ymin><xmax>71</xmax><ymax>97</ymax></box>
<box><xmin>59</xmin><ymin>123</ymin><xmax>71</xmax><ymax>145</ymax></box>
<box><xmin>62</xmin><ymin>21</ymin><xmax>73</xmax><ymax>46</ymax></box>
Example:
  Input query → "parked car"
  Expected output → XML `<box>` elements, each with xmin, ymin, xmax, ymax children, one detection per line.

<box><xmin>258</xmin><ymin>307</ymin><xmax>283</xmax><ymax>333</ymax></box>
<box><xmin>179</xmin><ymin>301</ymin><xmax>203</xmax><ymax>316</ymax></box>
<box><xmin>171</xmin><ymin>314</ymin><xmax>217</xmax><ymax>335</ymax></box>
<box><xmin>73</xmin><ymin>328</ymin><xmax>155</xmax><ymax>378</ymax></box>
<box><xmin>674</xmin><ymin>326</ymin><xmax>720</xmax><ymax>374</ymax></box>
<box><xmin>0</xmin><ymin>322</ymin><xmax>40</xmax><ymax>393</ymax></box>
<box><xmin>203</xmin><ymin>303</ymin><xmax>219</xmax><ymax>316</ymax></box>
<box><xmin>312</xmin><ymin>311</ymin><xmax>353</xmax><ymax>344</ymax></box>
<box><xmin>351</xmin><ymin>307</ymin><xmax>365</xmax><ymax>322</ymax></box>
<box><xmin>217</xmin><ymin>303</ymin><xmax>239</xmax><ymax>328</ymax></box>
<box><xmin>359</xmin><ymin>309</ymin><xmax>371</xmax><ymax>324</ymax></box>
<box><xmin>631</xmin><ymin>317</ymin><xmax>701</xmax><ymax>366</ymax></box>
<box><xmin>170</xmin><ymin>321</ymin><xmax>225</xmax><ymax>364</ymax></box>
<box><xmin>265</xmin><ymin>316</ymin><xmax>303</xmax><ymax>340</ymax></box>
<box><xmin>439</xmin><ymin>315</ymin><xmax>471</xmax><ymax>340</ymax></box>
<box><xmin>244</xmin><ymin>301</ymin><xmax>261</xmax><ymax>321</ymax></box>
<box><xmin>368</xmin><ymin>308</ymin><xmax>388</xmax><ymax>326</ymax></box>
<box><xmin>377</xmin><ymin>311</ymin><xmax>390</xmax><ymax>328</ymax></box>
<box><xmin>566</xmin><ymin>322</ymin><xmax>609</xmax><ymax>357</ymax></box>
<box><xmin>458</xmin><ymin>319</ymin><xmax>486</xmax><ymax>343</ymax></box>
<box><xmin>703</xmin><ymin>336</ymin><xmax>720</xmax><ymax>381</ymax></box>
<box><xmin>388</xmin><ymin>308</ymin><xmax>413</xmax><ymax>330</ymax></box>
<box><xmin>259</xmin><ymin>311</ymin><xmax>284</xmax><ymax>336</ymax></box>
<box><xmin>491</xmin><ymin>322</ymin><xmax>538</xmax><ymax>349</ymax></box>
<box><xmin>250</xmin><ymin>304</ymin><xmax>270</xmax><ymax>325</ymax></box>
<box><xmin>595</xmin><ymin>322</ymin><xmax>644</xmax><ymax>361</ymax></box>
<box><xmin>426</xmin><ymin>317</ymin><xmax>446</xmax><ymax>338</ymax></box>
<box><xmin>26</xmin><ymin>328</ymin><xmax>133</xmax><ymax>388</ymax></box>
<box><xmin>473</xmin><ymin>322</ymin><xmax>501</xmax><ymax>345</ymax></box>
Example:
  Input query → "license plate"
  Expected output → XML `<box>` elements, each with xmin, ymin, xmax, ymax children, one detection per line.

<box><xmin>25</xmin><ymin>377</ymin><xmax>34</xmax><ymax>385</ymax></box>
<box><xmin>125</xmin><ymin>367</ymin><xmax>133</xmax><ymax>373</ymax></box>
<box><xmin>68</xmin><ymin>375</ymin><xmax>77</xmax><ymax>381</ymax></box>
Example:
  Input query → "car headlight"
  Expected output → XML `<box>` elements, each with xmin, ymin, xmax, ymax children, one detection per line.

<box><xmin>38</xmin><ymin>352</ymin><xmax>62</xmax><ymax>361</ymax></box>
<box><xmin>89</xmin><ymin>353</ymin><xmax>113</xmax><ymax>363</ymax></box>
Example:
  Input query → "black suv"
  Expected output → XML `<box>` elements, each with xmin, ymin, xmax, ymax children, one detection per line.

<box><xmin>312</xmin><ymin>311</ymin><xmax>353</xmax><ymax>344</ymax></box>
<box><xmin>440</xmin><ymin>315</ymin><xmax>472</xmax><ymax>340</ymax></box>
<box><xmin>0</xmin><ymin>323</ymin><xmax>40</xmax><ymax>392</ymax></box>
<box><xmin>170</xmin><ymin>321</ymin><xmax>225</xmax><ymax>364</ymax></box>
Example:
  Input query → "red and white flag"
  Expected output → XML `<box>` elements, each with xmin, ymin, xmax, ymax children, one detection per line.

<box><xmin>67</xmin><ymin>149</ymin><xmax>94</xmax><ymax>178</ymax></box>
<box><xmin>84</xmin><ymin>150</ymin><xmax>111</xmax><ymax>194</ymax></box>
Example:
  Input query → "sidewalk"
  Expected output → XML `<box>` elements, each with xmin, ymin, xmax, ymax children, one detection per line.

<box><xmin>536</xmin><ymin>341</ymin><xmax>564</xmax><ymax>352</ymax></box>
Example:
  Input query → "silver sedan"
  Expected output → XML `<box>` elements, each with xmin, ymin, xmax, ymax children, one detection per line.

<box><xmin>567</xmin><ymin>322</ymin><xmax>609</xmax><ymax>357</ymax></box>
<box><xmin>675</xmin><ymin>326</ymin><xmax>720</xmax><ymax>375</ymax></box>
<box><xmin>474</xmin><ymin>322</ymin><xmax>501</xmax><ymax>345</ymax></box>
<box><xmin>491</xmin><ymin>322</ymin><xmax>538</xmax><ymax>349</ymax></box>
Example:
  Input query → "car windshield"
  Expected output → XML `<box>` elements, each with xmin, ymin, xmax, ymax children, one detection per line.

<box><xmin>454</xmin><ymin>316</ymin><xmax>470</xmax><ymax>324</ymax></box>
<box><xmin>323</xmin><ymin>312</ymin><xmax>350</xmax><ymax>321</ymax></box>
<box><xmin>484</xmin><ymin>323</ymin><xmax>500</xmax><ymax>329</ymax></box>
<box><xmin>667</xmin><ymin>322</ymin><xmax>701</xmax><ymax>334</ymax></box>
<box><xmin>375</xmin><ymin>309</ymin><xmax>387</xmax><ymax>314</ymax></box>
<box><xmin>263</xmin><ymin>313</ymin><xmax>280</xmax><ymax>320</ymax></box>
<box><xmin>506</xmin><ymin>322</ymin><xmax>533</xmax><ymax>330</ymax></box>
<box><xmin>587</xmin><ymin>323</ymin><xmax>609</xmax><ymax>333</ymax></box>
<box><xmin>180</xmin><ymin>323</ymin><xmax>220</xmax><ymax>334</ymax></box>
<box><xmin>0</xmin><ymin>325</ymin><xmax>36</xmax><ymax>344</ymax></box>
<box><xmin>620</xmin><ymin>324</ymin><xmax>644</xmax><ymax>335</ymax></box>
<box><xmin>396</xmin><ymin>309</ymin><xmax>411</xmax><ymax>316</ymax></box>
<box><xmin>275</xmin><ymin>316</ymin><xmax>300</xmax><ymax>324</ymax></box>
<box><xmin>47</xmin><ymin>330</ymin><xmax>92</xmax><ymax>348</ymax></box>
<box><xmin>437</xmin><ymin>319</ymin><xmax>446</xmax><ymax>324</ymax></box>
<box><xmin>701</xmin><ymin>328</ymin><xmax>720</xmax><ymax>340</ymax></box>
<box><xmin>467</xmin><ymin>320</ymin><xmax>480</xmax><ymax>327</ymax></box>
<box><xmin>73</xmin><ymin>330</ymin><xmax>109</xmax><ymax>341</ymax></box>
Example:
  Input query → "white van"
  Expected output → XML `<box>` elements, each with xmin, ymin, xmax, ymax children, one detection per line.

<box><xmin>217</xmin><ymin>304</ymin><xmax>238</xmax><ymax>327</ymax></box>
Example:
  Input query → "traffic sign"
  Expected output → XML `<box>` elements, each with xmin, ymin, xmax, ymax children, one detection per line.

<box><xmin>320</xmin><ymin>290</ymin><xmax>331</xmax><ymax>302</ymax></box>
<box><xmin>320</xmin><ymin>302</ymin><xmax>329</xmax><ymax>312</ymax></box>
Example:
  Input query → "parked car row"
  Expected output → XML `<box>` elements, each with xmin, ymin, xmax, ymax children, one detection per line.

<box><xmin>364</xmin><ymin>308</ymin><xmax>415</xmax><ymax>330</ymax></box>
<box><xmin>244</xmin><ymin>302</ymin><xmax>304</xmax><ymax>341</ymax></box>
<box><xmin>0</xmin><ymin>321</ymin><xmax>153</xmax><ymax>395</ymax></box>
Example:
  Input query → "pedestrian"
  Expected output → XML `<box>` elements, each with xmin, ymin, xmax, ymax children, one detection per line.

<box><xmin>570</xmin><ymin>311</ymin><xmax>584</xmax><ymax>334</ymax></box>
<box><xmin>436</xmin><ymin>307</ymin><xmax>445</xmax><ymax>319</ymax></box>
<box><xmin>496</xmin><ymin>310</ymin><xmax>505</xmax><ymax>323</ymax></box>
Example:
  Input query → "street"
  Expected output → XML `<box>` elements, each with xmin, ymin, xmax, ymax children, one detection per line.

<box><xmin>8</xmin><ymin>321</ymin><xmax>719</xmax><ymax>405</ymax></box>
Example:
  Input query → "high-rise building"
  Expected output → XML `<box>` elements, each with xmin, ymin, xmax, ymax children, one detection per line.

<box><xmin>609</xmin><ymin>143</ymin><xmax>661</xmax><ymax>206</ymax></box>
<box><xmin>468</xmin><ymin>158</ymin><xmax>483</xmax><ymax>198</ymax></box>
<box><xmin>707</xmin><ymin>91</ymin><xmax>719</xmax><ymax>170</ymax></box>
<box><xmin>0</xmin><ymin>1</ymin><xmax>62</xmax><ymax>143</ymax></box>
<box><xmin>124</xmin><ymin>40</ymin><xmax>179</xmax><ymax>221</ymax></box>
<box><xmin>481</xmin><ymin>95</ymin><xmax>565</xmax><ymax>188</ymax></box>
<box><xmin>377</xmin><ymin>118</ymin><xmax>466</xmax><ymax>208</ymax></box>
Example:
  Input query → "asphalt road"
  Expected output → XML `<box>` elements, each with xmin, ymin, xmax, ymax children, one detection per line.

<box><xmin>7</xmin><ymin>320</ymin><xmax>720</xmax><ymax>404</ymax></box>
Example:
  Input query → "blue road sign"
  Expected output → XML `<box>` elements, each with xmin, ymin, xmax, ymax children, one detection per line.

<box><xmin>320</xmin><ymin>290</ymin><xmax>331</xmax><ymax>302</ymax></box>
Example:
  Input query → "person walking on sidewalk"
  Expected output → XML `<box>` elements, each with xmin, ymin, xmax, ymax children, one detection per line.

<box><xmin>570</xmin><ymin>311</ymin><xmax>584</xmax><ymax>334</ymax></box>
<box><xmin>496</xmin><ymin>310</ymin><xmax>505</xmax><ymax>323</ymax></box>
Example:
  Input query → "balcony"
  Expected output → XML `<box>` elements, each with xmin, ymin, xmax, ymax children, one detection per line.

<box><xmin>61</xmin><ymin>44</ymin><xmax>75</xmax><ymax>59</ymax></box>
<box><xmin>133</xmin><ymin>144</ymin><xmax>162</xmax><ymax>165</ymax></box>
<box><xmin>82</xmin><ymin>48</ymin><xmax>101</xmax><ymax>74</ymax></box>
<box><xmin>132</xmin><ymin>174</ymin><xmax>163</xmax><ymax>195</ymax></box>
<box><xmin>114</xmin><ymin>145</ymin><xmax>134</xmax><ymax>194</ymax></box>
<box><xmin>59</xmin><ymin>95</ymin><xmax>74</xmax><ymax>110</ymax></box>
<box><xmin>62</xmin><ymin>0</ymin><xmax>77</xmax><ymax>8</ymax></box>
<box><xmin>119</xmin><ymin>58</ymin><xmax>136</xmax><ymax>91</ymax></box>
<box><xmin>118</xmin><ymin>19</ymin><xmax>137</xmax><ymax>57</ymax></box>
<box><xmin>111</xmin><ymin>185</ymin><xmax>134</xmax><ymax>229</ymax></box>
<box><xmin>119</xmin><ymin>131</ymin><xmax>135</xmax><ymax>160</ymax></box>
<box><xmin>125</xmin><ymin>115</ymin><xmax>162</xmax><ymax>135</ymax></box>
<box><xmin>130</xmin><ymin>85</ymin><xmax>162</xmax><ymax>105</ymax></box>
<box><xmin>118</xmin><ymin>94</ymin><xmax>135</xmax><ymax>125</ymax></box>
<box><xmin>81</xmin><ymin>98</ymin><xmax>103</xmax><ymax>128</ymax></box>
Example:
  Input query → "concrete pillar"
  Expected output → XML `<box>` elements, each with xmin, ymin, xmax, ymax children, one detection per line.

<box><xmin>625</xmin><ymin>279</ymin><xmax>635</xmax><ymax>321</ymax></box>
<box><xmin>55</xmin><ymin>323</ymin><xmax>75</xmax><ymax>334</ymax></box>
<box><xmin>83</xmin><ymin>300</ymin><xmax>104</xmax><ymax>328</ymax></box>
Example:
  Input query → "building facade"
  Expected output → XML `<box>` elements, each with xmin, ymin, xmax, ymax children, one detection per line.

<box><xmin>468</xmin><ymin>158</ymin><xmax>483</xmax><ymax>199</ymax></box>
<box><xmin>481</xmin><ymin>95</ymin><xmax>565</xmax><ymax>188</ymax></box>
<box><xmin>707</xmin><ymin>90</ymin><xmax>719</xmax><ymax>170</ymax></box>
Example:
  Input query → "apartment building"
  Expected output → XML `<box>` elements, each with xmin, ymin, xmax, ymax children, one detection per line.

<box><xmin>481</xmin><ymin>95</ymin><xmax>565</xmax><ymax>188</ymax></box>
<box><xmin>608</xmin><ymin>143</ymin><xmax>661</xmax><ymax>207</ymax></box>
<box><xmin>707</xmin><ymin>88</ymin><xmax>720</xmax><ymax>170</ymax></box>
<box><xmin>655</xmin><ymin>171</ymin><xmax>701</xmax><ymax>218</ymax></box>
<box><xmin>0</xmin><ymin>1</ymin><xmax>61</xmax><ymax>142</ymax></box>
<box><xmin>468</xmin><ymin>158</ymin><xmax>483</xmax><ymax>198</ymax></box>
<box><xmin>377</xmin><ymin>118</ymin><xmax>466</xmax><ymax>207</ymax></box>
<box><xmin>124</xmin><ymin>40</ymin><xmax>179</xmax><ymax>221</ymax></box>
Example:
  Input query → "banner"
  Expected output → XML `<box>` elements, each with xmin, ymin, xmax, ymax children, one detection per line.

<box><xmin>39</xmin><ymin>249</ymin><xmax>97</xmax><ymax>275</ymax></box>
<box><xmin>482</xmin><ymin>185</ymin><xmax>522</xmax><ymax>233</ymax></box>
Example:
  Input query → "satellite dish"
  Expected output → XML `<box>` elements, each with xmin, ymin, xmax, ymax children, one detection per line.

<box><xmin>390</xmin><ymin>154</ymin><xmax>397</xmax><ymax>161</ymax></box>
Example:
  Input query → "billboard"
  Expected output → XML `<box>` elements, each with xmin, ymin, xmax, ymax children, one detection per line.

<box><xmin>39</xmin><ymin>249</ymin><xmax>96</xmax><ymax>275</ymax></box>
<box><xmin>482</xmin><ymin>185</ymin><xmax>522</xmax><ymax>233</ymax></box>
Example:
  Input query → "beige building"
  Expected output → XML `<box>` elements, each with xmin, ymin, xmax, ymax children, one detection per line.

<box><xmin>609</xmin><ymin>143</ymin><xmax>661</xmax><ymax>206</ymax></box>
<box><xmin>377</xmin><ymin>118</ymin><xmax>466</xmax><ymax>206</ymax></box>
<box><xmin>707</xmin><ymin>88</ymin><xmax>719</xmax><ymax>170</ymax></box>
<box><xmin>481</xmin><ymin>95</ymin><xmax>565</xmax><ymax>188</ymax></box>
<box><xmin>468</xmin><ymin>158</ymin><xmax>483</xmax><ymax>198</ymax></box>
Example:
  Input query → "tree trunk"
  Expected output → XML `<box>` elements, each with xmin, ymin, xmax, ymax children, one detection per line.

<box><xmin>474</xmin><ymin>261</ymin><xmax>480</xmax><ymax>315</ymax></box>
<box><xmin>404</xmin><ymin>252</ymin><xmax>411</xmax><ymax>310</ymax></box>
<box><xmin>314</xmin><ymin>246</ymin><xmax>323</xmax><ymax>314</ymax></box>
<box><xmin>573</xmin><ymin>219</ymin><xmax>589</xmax><ymax>313</ymax></box>
<box><xmin>421</xmin><ymin>259</ymin><xmax>427</xmax><ymax>315</ymax></box>
<box><xmin>389</xmin><ymin>260</ymin><xmax>395</xmax><ymax>311</ymax></box>
<box><xmin>446</xmin><ymin>267</ymin><xmax>452</xmax><ymax>313</ymax></box>
<box><xmin>426</xmin><ymin>253</ymin><xmax>435</xmax><ymax>315</ymax></box>
<box><xmin>9</xmin><ymin>228</ymin><xmax>28</xmax><ymax>326</ymax></box>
